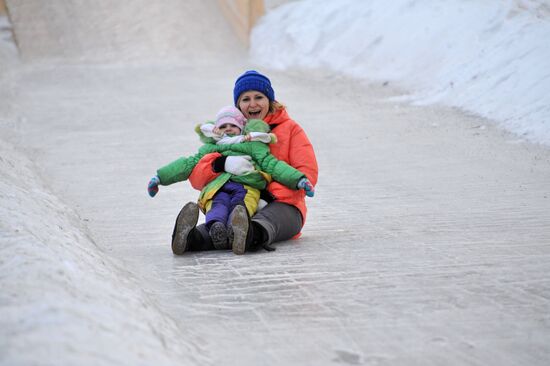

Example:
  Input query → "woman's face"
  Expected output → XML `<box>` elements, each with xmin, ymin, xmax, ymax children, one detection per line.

<box><xmin>238</xmin><ymin>91</ymin><xmax>270</xmax><ymax>120</ymax></box>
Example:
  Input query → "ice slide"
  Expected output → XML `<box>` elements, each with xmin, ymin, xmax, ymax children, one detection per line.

<box><xmin>2</xmin><ymin>1</ymin><xmax>550</xmax><ymax>365</ymax></box>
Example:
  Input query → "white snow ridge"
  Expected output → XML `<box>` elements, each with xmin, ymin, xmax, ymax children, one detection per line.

<box><xmin>0</xmin><ymin>138</ymin><xmax>209</xmax><ymax>365</ymax></box>
<box><xmin>252</xmin><ymin>0</ymin><xmax>550</xmax><ymax>145</ymax></box>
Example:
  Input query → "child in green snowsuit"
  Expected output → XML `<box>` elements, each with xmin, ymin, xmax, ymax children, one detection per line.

<box><xmin>147</xmin><ymin>106</ymin><xmax>314</xmax><ymax>250</ymax></box>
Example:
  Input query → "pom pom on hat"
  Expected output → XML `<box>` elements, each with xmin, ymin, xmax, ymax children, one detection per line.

<box><xmin>233</xmin><ymin>70</ymin><xmax>275</xmax><ymax>106</ymax></box>
<box><xmin>215</xmin><ymin>106</ymin><xmax>247</xmax><ymax>130</ymax></box>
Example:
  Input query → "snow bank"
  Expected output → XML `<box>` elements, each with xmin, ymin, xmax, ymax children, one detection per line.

<box><xmin>4</xmin><ymin>0</ymin><xmax>239</xmax><ymax>64</ymax></box>
<box><xmin>0</xmin><ymin>14</ymin><xmax>18</xmax><ymax>76</ymax></box>
<box><xmin>0</xmin><ymin>136</ymin><xmax>208</xmax><ymax>365</ymax></box>
<box><xmin>251</xmin><ymin>0</ymin><xmax>550</xmax><ymax>145</ymax></box>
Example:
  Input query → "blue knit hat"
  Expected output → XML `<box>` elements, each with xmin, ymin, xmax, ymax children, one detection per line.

<box><xmin>233</xmin><ymin>70</ymin><xmax>275</xmax><ymax>106</ymax></box>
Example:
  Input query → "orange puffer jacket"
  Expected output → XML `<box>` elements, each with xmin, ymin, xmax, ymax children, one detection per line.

<box><xmin>189</xmin><ymin>107</ymin><xmax>318</xmax><ymax>224</ymax></box>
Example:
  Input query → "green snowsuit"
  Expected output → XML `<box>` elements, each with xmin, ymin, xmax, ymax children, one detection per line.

<box><xmin>156</xmin><ymin>119</ymin><xmax>305</xmax><ymax>215</ymax></box>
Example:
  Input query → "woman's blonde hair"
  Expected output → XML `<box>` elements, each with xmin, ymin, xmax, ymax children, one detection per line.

<box><xmin>269</xmin><ymin>100</ymin><xmax>285</xmax><ymax>114</ymax></box>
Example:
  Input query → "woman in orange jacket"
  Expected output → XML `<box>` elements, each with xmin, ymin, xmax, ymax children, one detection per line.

<box><xmin>171</xmin><ymin>70</ymin><xmax>318</xmax><ymax>254</ymax></box>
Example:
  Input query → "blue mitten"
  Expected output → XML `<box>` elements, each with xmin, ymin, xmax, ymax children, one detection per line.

<box><xmin>297</xmin><ymin>177</ymin><xmax>315</xmax><ymax>197</ymax></box>
<box><xmin>148</xmin><ymin>175</ymin><xmax>160</xmax><ymax>197</ymax></box>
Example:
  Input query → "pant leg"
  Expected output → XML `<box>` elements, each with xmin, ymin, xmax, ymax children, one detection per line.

<box><xmin>205</xmin><ymin>191</ymin><xmax>231</xmax><ymax>228</ymax></box>
<box><xmin>187</xmin><ymin>223</ymin><xmax>215</xmax><ymax>251</ymax></box>
<box><xmin>251</xmin><ymin>201</ymin><xmax>303</xmax><ymax>246</ymax></box>
<box><xmin>221</xmin><ymin>181</ymin><xmax>248</xmax><ymax>225</ymax></box>
<box><xmin>224</xmin><ymin>181</ymin><xmax>247</xmax><ymax>205</ymax></box>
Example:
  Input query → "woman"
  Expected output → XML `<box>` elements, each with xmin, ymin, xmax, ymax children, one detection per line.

<box><xmin>172</xmin><ymin>70</ymin><xmax>318</xmax><ymax>255</ymax></box>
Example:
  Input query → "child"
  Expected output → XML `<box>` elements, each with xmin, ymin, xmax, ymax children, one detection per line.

<box><xmin>148</xmin><ymin>106</ymin><xmax>314</xmax><ymax>251</ymax></box>
<box><xmin>199</xmin><ymin>105</ymin><xmax>275</xmax><ymax>145</ymax></box>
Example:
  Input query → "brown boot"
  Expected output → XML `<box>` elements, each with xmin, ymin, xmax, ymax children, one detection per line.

<box><xmin>171</xmin><ymin>202</ymin><xmax>199</xmax><ymax>255</ymax></box>
<box><xmin>227</xmin><ymin>205</ymin><xmax>249</xmax><ymax>255</ymax></box>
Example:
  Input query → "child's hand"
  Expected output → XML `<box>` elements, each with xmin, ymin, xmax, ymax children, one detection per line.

<box><xmin>297</xmin><ymin>178</ymin><xmax>315</xmax><ymax>197</ymax></box>
<box><xmin>213</xmin><ymin>127</ymin><xmax>222</xmax><ymax>136</ymax></box>
<box><xmin>148</xmin><ymin>175</ymin><xmax>160</xmax><ymax>197</ymax></box>
<box><xmin>242</xmin><ymin>134</ymin><xmax>252</xmax><ymax>142</ymax></box>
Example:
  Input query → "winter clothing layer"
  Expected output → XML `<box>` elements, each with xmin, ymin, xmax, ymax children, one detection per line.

<box><xmin>188</xmin><ymin>107</ymin><xmax>318</xmax><ymax>226</ymax></box>
<box><xmin>233</xmin><ymin>70</ymin><xmax>275</xmax><ymax>105</ymax></box>
<box><xmin>252</xmin><ymin>201</ymin><xmax>303</xmax><ymax>246</ymax></box>
<box><xmin>205</xmin><ymin>181</ymin><xmax>247</xmax><ymax>227</ymax></box>
<box><xmin>156</xmin><ymin>118</ymin><xmax>305</xmax><ymax>214</ymax></box>
<box><xmin>200</xmin><ymin>119</ymin><xmax>276</xmax><ymax>145</ymax></box>
<box><xmin>215</xmin><ymin>105</ymin><xmax>246</xmax><ymax>130</ymax></box>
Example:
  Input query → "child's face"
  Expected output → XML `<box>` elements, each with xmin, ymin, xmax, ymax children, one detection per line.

<box><xmin>218</xmin><ymin>123</ymin><xmax>241</xmax><ymax>136</ymax></box>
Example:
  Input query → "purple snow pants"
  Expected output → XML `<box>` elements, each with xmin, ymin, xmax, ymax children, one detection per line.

<box><xmin>205</xmin><ymin>181</ymin><xmax>247</xmax><ymax>228</ymax></box>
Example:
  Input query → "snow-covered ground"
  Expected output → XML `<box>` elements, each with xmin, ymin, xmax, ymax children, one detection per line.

<box><xmin>0</xmin><ymin>13</ymin><xmax>17</xmax><ymax>75</ymax></box>
<box><xmin>254</xmin><ymin>0</ymin><xmax>550</xmax><ymax>145</ymax></box>
<box><xmin>0</xmin><ymin>138</ymin><xmax>208</xmax><ymax>365</ymax></box>
<box><xmin>1</xmin><ymin>1</ymin><xmax>550</xmax><ymax>365</ymax></box>
<box><xmin>0</xmin><ymin>3</ymin><xmax>230</xmax><ymax>365</ymax></box>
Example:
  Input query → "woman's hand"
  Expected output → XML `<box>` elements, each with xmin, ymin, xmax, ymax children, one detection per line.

<box><xmin>224</xmin><ymin>156</ymin><xmax>254</xmax><ymax>175</ymax></box>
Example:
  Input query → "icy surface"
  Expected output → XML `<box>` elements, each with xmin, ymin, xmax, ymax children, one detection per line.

<box><xmin>251</xmin><ymin>0</ymin><xmax>550</xmax><ymax>145</ymax></box>
<box><xmin>0</xmin><ymin>14</ymin><xmax>17</xmax><ymax>75</ymax></box>
<box><xmin>4</xmin><ymin>0</ymin><xmax>241</xmax><ymax>64</ymax></box>
<box><xmin>1</xmin><ymin>1</ymin><xmax>550</xmax><ymax>365</ymax></box>
<box><xmin>0</xmin><ymin>137</ymin><xmax>208</xmax><ymax>366</ymax></box>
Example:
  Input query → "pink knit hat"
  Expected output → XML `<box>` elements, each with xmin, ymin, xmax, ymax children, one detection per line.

<box><xmin>215</xmin><ymin>106</ymin><xmax>246</xmax><ymax>131</ymax></box>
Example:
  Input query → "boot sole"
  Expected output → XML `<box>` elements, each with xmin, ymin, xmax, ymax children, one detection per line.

<box><xmin>210</xmin><ymin>222</ymin><xmax>229</xmax><ymax>250</ymax></box>
<box><xmin>171</xmin><ymin>202</ymin><xmax>199</xmax><ymax>255</ymax></box>
<box><xmin>229</xmin><ymin>205</ymin><xmax>249</xmax><ymax>255</ymax></box>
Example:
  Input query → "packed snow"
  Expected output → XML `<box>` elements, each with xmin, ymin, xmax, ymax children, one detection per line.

<box><xmin>253</xmin><ymin>0</ymin><xmax>550</xmax><ymax>145</ymax></box>
<box><xmin>0</xmin><ymin>4</ymin><xmax>222</xmax><ymax>365</ymax></box>
<box><xmin>0</xmin><ymin>139</ymin><xmax>208</xmax><ymax>366</ymax></box>
<box><xmin>0</xmin><ymin>13</ymin><xmax>17</xmax><ymax>75</ymax></box>
<box><xmin>1</xmin><ymin>1</ymin><xmax>549</xmax><ymax>365</ymax></box>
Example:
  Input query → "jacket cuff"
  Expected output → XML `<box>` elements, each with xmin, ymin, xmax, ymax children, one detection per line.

<box><xmin>212</xmin><ymin>155</ymin><xmax>227</xmax><ymax>173</ymax></box>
